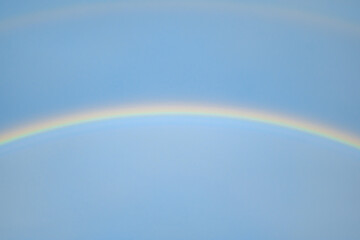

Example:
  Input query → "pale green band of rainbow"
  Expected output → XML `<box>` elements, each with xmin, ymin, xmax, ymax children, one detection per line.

<box><xmin>1</xmin><ymin>104</ymin><xmax>360</xmax><ymax>150</ymax></box>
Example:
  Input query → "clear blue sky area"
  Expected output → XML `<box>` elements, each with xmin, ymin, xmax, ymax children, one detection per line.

<box><xmin>0</xmin><ymin>1</ymin><xmax>359</xmax><ymax>239</ymax></box>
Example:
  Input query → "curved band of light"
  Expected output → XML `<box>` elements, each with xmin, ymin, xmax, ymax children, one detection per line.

<box><xmin>0</xmin><ymin>1</ymin><xmax>359</xmax><ymax>36</ymax></box>
<box><xmin>0</xmin><ymin>104</ymin><xmax>360</xmax><ymax>150</ymax></box>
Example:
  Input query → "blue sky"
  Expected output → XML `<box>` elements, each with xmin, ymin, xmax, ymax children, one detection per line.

<box><xmin>0</xmin><ymin>0</ymin><xmax>360</xmax><ymax>132</ymax></box>
<box><xmin>2</xmin><ymin>118</ymin><xmax>360</xmax><ymax>239</ymax></box>
<box><xmin>0</xmin><ymin>1</ymin><xmax>360</xmax><ymax>239</ymax></box>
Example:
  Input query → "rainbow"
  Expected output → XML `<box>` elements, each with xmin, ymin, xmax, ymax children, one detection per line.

<box><xmin>0</xmin><ymin>1</ymin><xmax>359</xmax><ymax>36</ymax></box>
<box><xmin>0</xmin><ymin>103</ymin><xmax>360</xmax><ymax>150</ymax></box>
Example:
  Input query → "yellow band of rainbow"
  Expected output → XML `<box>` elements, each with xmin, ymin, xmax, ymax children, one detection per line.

<box><xmin>0</xmin><ymin>103</ymin><xmax>360</xmax><ymax>150</ymax></box>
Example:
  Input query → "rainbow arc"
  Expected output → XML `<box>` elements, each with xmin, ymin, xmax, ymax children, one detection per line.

<box><xmin>0</xmin><ymin>103</ymin><xmax>360</xmax><ymax>150</ymax></box>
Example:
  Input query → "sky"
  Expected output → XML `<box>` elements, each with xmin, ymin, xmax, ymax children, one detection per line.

<box><xmin>0</xmin><ymin>1</ymin><xmax>360</xmax><ymax>239</ymax></box>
